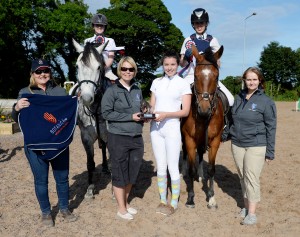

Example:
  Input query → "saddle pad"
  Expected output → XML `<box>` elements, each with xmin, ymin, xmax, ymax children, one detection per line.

<box><xmin>19</xmin><ymin>94</ymin><xmax>78</xmax><ymax>160</ymax></box>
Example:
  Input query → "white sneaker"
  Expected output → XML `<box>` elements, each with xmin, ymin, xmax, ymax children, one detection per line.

<box><xmin>127</xmin><ymin>207</ymin><xmax>137</xmax><ymax>215</ymax></box>
<box><xmin>117</xmin><ymin>211</ymin><xmax>133</xmax><ymax>220</ymax></box>
<box><xmin>239</xmin><ymin>208</ymin><xmax>248</xmax><ymax>218</ymax></box>
<box><xmin>241</xmin><ymin>214</ymin><xmax>257</xmax><ymax>225</ymax></box>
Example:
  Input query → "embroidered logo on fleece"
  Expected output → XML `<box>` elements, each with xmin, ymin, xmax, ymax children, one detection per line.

<box><xmin>43</xmin><ymin>112</ymin><xmax>69</xmax><ymax>135</ymax></box>
<box><xmin>249</xmin><ymin>103</ymin><xmax>257</xmax><ymax>111</ymax></box>
<box><xmin>44</xmin><ymin>112</ymin><xmax>57</xmax><ymax>124</ymax></box>
<box><xmin>135</xmin><ymin>93</ymin><xmax>141</xmax><ymax>102</ymax></box>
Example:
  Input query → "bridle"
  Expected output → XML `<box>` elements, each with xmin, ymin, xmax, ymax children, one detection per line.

<box><xmin>193</xmin><ymin>62</ymin><xmax>219</xmax><ymax>119</ymax></box>
<box><xmin>73</xmin><ymin>53</ymin><xmax>104</xmax><ymax>117</ymax></box>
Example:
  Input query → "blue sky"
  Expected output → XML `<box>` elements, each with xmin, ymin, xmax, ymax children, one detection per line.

<box><xmin>84</xmin><ymin>0</ymin><xmax>300</xmax><ymax>80</ymax></box>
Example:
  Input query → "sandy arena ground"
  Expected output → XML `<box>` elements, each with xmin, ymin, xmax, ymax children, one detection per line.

<box><xmin>0</xmin><ymin>101</ymin><xmax>299</xmax><ymax>237</ymax></box>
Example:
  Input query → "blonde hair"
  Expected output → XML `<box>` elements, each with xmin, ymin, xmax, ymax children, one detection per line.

<box><xmin>27</xmin><ymin>71</ymin><xmax>58</xmax><ymax>93</ymax></box>
<box><xmin>117</xmin><ymin>56</ymin><xmax>138</xmax><ymax>78</ymax></box>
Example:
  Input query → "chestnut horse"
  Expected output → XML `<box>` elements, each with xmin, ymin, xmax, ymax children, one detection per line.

<box><xmin>181</xmin><ymin>45</ymin><xmax>224</xmax><ymax>209</ymax></box>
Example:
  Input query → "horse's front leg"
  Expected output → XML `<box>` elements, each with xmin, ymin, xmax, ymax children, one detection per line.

<box><xmin>183</xmin><ymin>137</ymin><xmax>197</xmax><ymax>208</ymax></box>
<box><xmin>80</xmin><ymin>128</ymin><xmax>97</xmax><ymax>199</ymax></box>
<box><xmin>196</xmin><ymin>146</ymin><xmax>205</xmax><ymax>182</ymax></box>
<box><xmin>206</xmin><ymin>143</ymin><xmax>219</xmax><ymax>209</ymax></box>
<box><xmin>100</xmin><ymin>140</ymin><xmax>110</xmax><ymax>174</ymax></box>
<box><xmin>98</xmin><ymin>120</ymin><xmax>110</xmax><ymax>174</ymax></box>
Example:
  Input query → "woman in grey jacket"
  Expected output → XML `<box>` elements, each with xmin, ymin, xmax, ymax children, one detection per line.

<box><xmin>230</xmin><ymin>67</ymin><xmax>276</xmax><ymax>225</ymax></box>
<box><xmin>101</xmin><ymin>56</ymin><xmax>144</xmax><ymax>220</ymax></box>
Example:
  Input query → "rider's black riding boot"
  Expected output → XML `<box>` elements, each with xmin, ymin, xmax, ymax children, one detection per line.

<box><xmin>221</xmin><ymin>107</ymin><xmax>232</xmax><ymax>142</ymax></box>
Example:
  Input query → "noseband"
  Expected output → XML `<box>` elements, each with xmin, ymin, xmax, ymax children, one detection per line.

<box><xmin>77</xmin><ymin>79</ymin><xmax>100</xmax><ymax>91</ymax></box>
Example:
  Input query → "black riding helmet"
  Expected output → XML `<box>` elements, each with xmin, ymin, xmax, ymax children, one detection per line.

<box><xmin>191</xmin><ymin>8</ymin><xmax>209</xmax><ymax>27</ymax></box>
<box><xmin>91</xmin><ymin>14</ymin><xmax>108</xmax><ymax>31</ymax></box>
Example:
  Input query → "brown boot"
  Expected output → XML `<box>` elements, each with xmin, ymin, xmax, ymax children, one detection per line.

<box><xmin>156</xmin><ymin>203</ymin><xmax>167</xmax><ymax>215</ymax></box>
<box><xmin>41</xmin><ymin>213</ymin><xmax>54</xmax><ymax>227</ymax></box>
<box><xmin>162</xmin><ymin>204</ymin><xmax>175</xmax><ymax>216</ymax></box>
<box><xmin>60</xmin><ymin>209</ymin><xmax>78</xmax><ymax>222</ymax></box>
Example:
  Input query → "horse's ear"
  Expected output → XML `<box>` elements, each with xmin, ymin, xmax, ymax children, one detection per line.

<box><xmin>96</xmin><ymin>40</ymin><xmax>109</xmax><ymax>54</ymax></box>
<box><xmin>214</xmin><ymin>45</ymin><xmax>224</xmax><ymax>60</ymax></box>
<box><xmin>72</xmin><ymin>38</ymin><xmax>83</xmax><ymax>53</ymax></box>
<box><xmin>191</xmin><ymin>44</ymin><xmax>204</xmax><ymax>62</ymax></box>
<box><xmin>191</xmin><ymin>44</ymin><xmax>198</xmax><ymax>57</ymax></box>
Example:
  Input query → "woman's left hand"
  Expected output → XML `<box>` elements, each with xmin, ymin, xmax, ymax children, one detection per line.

<box><xmin>265</xmin><ymin>157</ymin><xmax>272</xmax><ymax>164</ymax></box>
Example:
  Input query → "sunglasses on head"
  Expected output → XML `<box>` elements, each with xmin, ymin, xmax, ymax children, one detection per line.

<box><xmin>34</xmin><ymin>68</ymin><xmax>50</xmax><ymax>74</ymax></box>
<box><xmin>121</xmin><ymin>67</ymin><xmax>135</xmax><ymax>72</ymax></box>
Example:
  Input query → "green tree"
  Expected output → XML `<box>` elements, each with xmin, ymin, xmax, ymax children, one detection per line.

<box><xmin>0</xmin><ymin>0</ymin><xmax>184</xmax><ymax>97</ymax></box>
<box><xmin>99</xmin><ymin>0</ymin><xmax>184</xmax><ymax>82</ymax></box>
<box><xmin>0</xmin><ymin>0</ymin><xmax>91</xmax><ymax>97</ymax></box>
<box><xmin>258</xmin><ymin>41</ymin><xmax>299</xmax><ymax>93</ymax></box>
<box><xmin>221</xmin><ymin>76</ymin><xmax>241</xmax><ymax>96</ymax></box>
<box><xmin>0</xmin><ymin>0</ymin><xmax>35</xmax><ymax>98</ymax></box>
<box><xmin>32</xmin><ymin>0</ymin><xmax>90</xmax><ymax>83</ymax></box>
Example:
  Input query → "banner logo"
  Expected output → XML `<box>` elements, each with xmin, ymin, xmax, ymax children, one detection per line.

<box><xmin>44</xmin><ymin>112</ymin><xmax>57</xmax><ymax>124</ymax></box>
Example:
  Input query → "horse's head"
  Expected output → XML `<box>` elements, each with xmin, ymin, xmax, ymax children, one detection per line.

<box><xmin>73</xmin><ymin>38</ymin><xmax>107</xmax><ymax>106</ymax></box>
<box><xmin>192</xmin><ymin>44</ymin><xmax>224</xmax><ymax>117</ymax></box>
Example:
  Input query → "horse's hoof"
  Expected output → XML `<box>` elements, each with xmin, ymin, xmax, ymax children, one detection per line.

<box><xmin>84</xmin><ymin>185</ymin><xmax>95</xmax><ymax>199</ymax></box>
<box><xmin>84</xmin><ymin>192</ymin><xmax>95</xmax><ymax>199</ymax></box>
<box><xmin>207</xmin><ymin>204</ymin><xmax>218</xmax><ymax>209</ymax></box>
<box><xmin>207</xmin><ymin>196</ymin><xmax>218</xmax><ymax>209</ymax></box>
<box><xmin>185</xmin><ymin>201</ymin><xmax>195</xmax><ymax>208</ymax></box>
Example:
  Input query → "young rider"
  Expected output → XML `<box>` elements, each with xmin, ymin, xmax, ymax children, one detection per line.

<box><xmin>84</xmin><ymin>13</ymin><xmax>124</xmax><ymax>88</ymax></box>
<box><xmin>179</xmin><ymin>8</ymin><xmax>234</xmax><ymax>140</ymax></box>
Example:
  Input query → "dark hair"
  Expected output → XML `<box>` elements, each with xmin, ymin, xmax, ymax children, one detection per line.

<box><xmin>160</xmin><ymin>50</ymin><xmax>180</xmax><ymax>66</ymax></box>
<box><xmin>242</xmin><ymin>67</ymin><xmax>266</xmax><ymax>90</ymax></box>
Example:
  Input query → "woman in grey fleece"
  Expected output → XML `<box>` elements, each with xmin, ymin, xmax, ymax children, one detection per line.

<box><xmin>229</xmin><ymin>67</ymin><xmax>277</xmax><ymax>225</ymax></box>
<box><xmin>101</xmin><ymin>56</ymin><xmax>144</xmax><ymax>221</ymax></box>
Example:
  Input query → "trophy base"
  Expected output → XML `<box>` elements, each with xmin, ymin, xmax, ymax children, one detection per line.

<box><xmin>139</xmin><ymin>113</ymin><xmax>156</xmax><ymax>119</ymax></box>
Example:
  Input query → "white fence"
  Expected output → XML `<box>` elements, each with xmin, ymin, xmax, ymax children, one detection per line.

<box><xmin>296</xmin><ymin>99</ymin><xmax>300</xmax><ymax>112</ymax></box>
<box><xmin>0</xmin><ymin>99</ymin><xmax>17</xmax><ymax>114</ymax></box>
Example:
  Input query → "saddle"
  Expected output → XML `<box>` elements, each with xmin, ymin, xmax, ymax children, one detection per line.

<box><xmin>217</xmin><ymin>88</ymin><xmax>230</xmax><ymax>116</ymax></box>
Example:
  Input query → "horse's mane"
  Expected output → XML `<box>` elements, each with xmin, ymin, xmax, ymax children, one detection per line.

<box><xmin>203</xmin><ymin>47</ymin><xmax>218</xmax><ymax>69</ymax></box>
<box><xmin>82</xmin><ymin>42</ymin><xmax>104</xmax><ymax>68</ymax></box>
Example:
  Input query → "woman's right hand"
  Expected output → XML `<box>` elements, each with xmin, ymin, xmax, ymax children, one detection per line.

<box><xmin>132</xmin><ymin>112</ymin><xmax>142</xmax><ymax>122</ymax></box>
<box><xmin>15</xmin><ymin>98</ymin><xmax>30</xmax><ymax>111</ymax></box>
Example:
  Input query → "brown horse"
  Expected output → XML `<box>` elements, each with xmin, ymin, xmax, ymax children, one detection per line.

<box><xmin>181</xmin><ymin>44</ymin><xmax>224</xmax><ymax>209</ymax></box>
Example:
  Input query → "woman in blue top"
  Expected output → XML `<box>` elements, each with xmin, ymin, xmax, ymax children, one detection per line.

<box><xmin>230</xmin><ymin>67</ymin><xmax>276</xmax><ymax>225</ymax></box>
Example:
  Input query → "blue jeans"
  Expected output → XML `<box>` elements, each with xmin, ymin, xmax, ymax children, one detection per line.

<box><xmin>25</xmin><ymin>146</ymin><xmax>70</xmax><ymax>214</ymax></box>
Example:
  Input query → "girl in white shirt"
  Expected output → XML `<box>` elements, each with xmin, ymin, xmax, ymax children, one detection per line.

<box><xmin>150</xmin><ymin>51</ymin><xmax>192</xmax><ymax>215</ymax></box>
